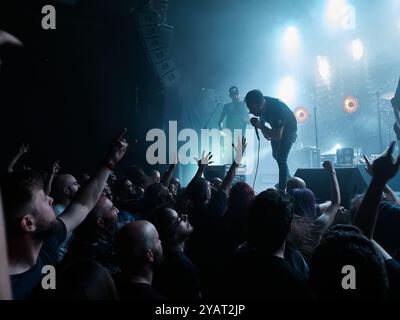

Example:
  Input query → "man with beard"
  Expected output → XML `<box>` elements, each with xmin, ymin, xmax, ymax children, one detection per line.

<box><xmin>149</xmin><ymin>207</ymin><xmax>201</xmax><ymax>300</ymax></box>
<box><xmin>1</xmin><ymin>129</ymin><xmax>129</xmax><ymax>299</ymax></box>
<box><xmin>115</xmin><ymin>220</ymin><xmax>165</xmax><ymax>300</ymax></box>
<box><xmin>64</xmin><ymin>196</ymin><xmax>120</xmax><ymax>274</ymax></box>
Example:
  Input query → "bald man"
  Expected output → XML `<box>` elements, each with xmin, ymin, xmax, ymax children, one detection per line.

<box><xmin>115</xmin><ymin>221</ymin><xmax>165</xmax><ymax>300</ymax></box>
<box><xmin>51</xmin><ymin>174</ymin><xmax>81</xmax><ymax>215</ymax></box>
<box><xmin>286</xmin><ymin>177</ymin><xmax>307</xmax><ymax>194</ymax></box>
<box><xmin>286</xmin><ymin>176</ymin><xmax>332</xmax><ymax>215</ymax></box>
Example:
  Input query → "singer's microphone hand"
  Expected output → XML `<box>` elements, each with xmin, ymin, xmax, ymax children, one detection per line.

<box><xmin>250</xmin><ymin>117</ymin><xmax>261</xmax><ymax>128</ymax></box>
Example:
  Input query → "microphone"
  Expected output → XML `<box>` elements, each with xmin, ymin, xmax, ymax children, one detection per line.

<box><xmin>253</xmin><ymin>124</ymin><xmax>260</xmax><ymax>140</ymax></box>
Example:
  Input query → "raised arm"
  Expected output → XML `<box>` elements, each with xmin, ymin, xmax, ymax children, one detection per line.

<box><xmin>7</xmin><ymin>144</ymin><xmax>30</xmax><ymax>173</ymax></box>
<box><xmin>59</xmin><ymin>129</ymin><xmax>129</xmax><ymax>233</ymax></box>
<box><xmin>44</xmin><ymin>160</ymin><xmax>60</xmax><ymax>196</ymax></box>
<box><xmin>315</xmin><ymin>160</ymin><xmax>341</xmax><ymax>232</ymax></box>
<box><xmin>220</xmin><ymin>136</ymin><xmax>247</xmax><ymax>195</ymax></box>
<box><xmin>354</xmin><ymin>142</ymin><xmax>400</xmax><ymax>239</ymax></box>
<box><xmin>161</xmin><ymin>155</ymin><xmax>178</xmax><ymax>187</ymax></box>
<box><xmin>189</xmin><ymin>151</ymin><xmax>213</xmax><ymax>185</ymax></box>
<box><xmin>363</xmin><ymin>155</ymin><xmax>400</xmax><ymax>204</ymax></box>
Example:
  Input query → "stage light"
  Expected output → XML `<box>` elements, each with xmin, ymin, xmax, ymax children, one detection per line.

<box><xmin>351</xmin><ymin>39</ymin><xmax>364</xmax><ymax>60</ymax></box>
<box><xmin>343</xmin><ymin>96</ymin><xmax>359</xmax><ymax>113</ymax></box>
<box><xmin>294</xmin><ymin>107</ymin><xmax>310</xmax><ymax>124</ymax></box>
<box><xmin>334</xmin><ymin>144</ymin><xmax>342</xmax><ymax>152</ymax></box>
<box><xmin>317</xmin><ymin>56</ymin><xmax>331</xmax><ymax>82</ymax></box>
<box><xmin>325</xmin><ymin>0</ymin><xmax>355</xmax><ymax>29</ymax></box>
<box><xmin>277</xmin><ymin>76</ymin><xmax>297</xmax><ymax>105</ymax></box>
<box><xmin>326</xmin><ymin>0</ymin><xmax>346</xmax><ymax>22</ymax></box>
<box><xmin>282</xmin><ymin>26</ymin><xmax>300</xmax><ymax>52</ymax></box>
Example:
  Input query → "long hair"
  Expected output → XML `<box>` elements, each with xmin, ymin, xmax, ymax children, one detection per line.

<box><xmin>292</xmin><ymin>188</ymin><xmax>317</xmax><ymax>220</ymax></box>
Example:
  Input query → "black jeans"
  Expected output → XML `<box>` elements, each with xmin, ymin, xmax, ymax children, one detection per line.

<box><xmin>271</xmin><ymin>133</ymin><xmax>297</xmax><ymax>191</ymax></box>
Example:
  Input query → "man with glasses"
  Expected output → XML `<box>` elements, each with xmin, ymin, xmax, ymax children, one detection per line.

<box><xmin>149</xmin><ymin>207</ymin><xmax>201</xmax><ymax>300</ymax></box>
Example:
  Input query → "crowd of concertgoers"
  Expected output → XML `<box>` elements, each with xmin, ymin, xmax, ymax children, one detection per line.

<box><xmin>1</xmin><ymin>30</ymin><xmax>400</xmax><ymax>301</ymax></box>
<box><xmin>1</xmin><ymin>134</ymin><xmax>400</xmax><ymax>300</ymax></box>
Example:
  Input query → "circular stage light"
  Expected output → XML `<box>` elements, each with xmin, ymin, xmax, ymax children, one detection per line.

<box><xmin>343</xmin><ymin>96</ymin><xmax>359</xmax><ymax>113</ymax></box>
<box><xmin>294</xmin><ymin>106</ymin><xmax>310</xmax><ymax>124</ymax></box>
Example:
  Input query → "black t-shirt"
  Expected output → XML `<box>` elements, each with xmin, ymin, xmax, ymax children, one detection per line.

<box><xmin>153</xmin><ymin>252</ymin><xmax>201</xmax><ymax>300</ymax></box>
<box><xmin>228</xmin><ymin>248</ymin><xmax>312</xmax><ymax>300</ymax></box>
<box><xmin>376</xmin><ymin>202</ymin><xmax>400</xmax><ymax>260</ymax></box>
<box><xmin>115</xmin><ymin>278</ymin><xmax>166</xmax><ymax>301</ymax></box>
<box><xmin>10</xmin><ymin>219</ymin><xmax>67</xmax><ymax>300</ymax></box>
<box><xmin>261</xmin><ymin>96</ymin><xmax>297</xmax><ymax>137</ymax></box>
<box><xmin>386</xmin><ymin>259</ymin><xmax>400</xmax><ymax>299</ymax></box>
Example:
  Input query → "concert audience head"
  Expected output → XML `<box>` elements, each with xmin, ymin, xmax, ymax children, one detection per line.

<box><xmin>57</xmin><ymin>259</ymin><xmax>118</xmax><ymax>300</ymax></box>
<box><xmin>113</xmin><ymin>177</ymin><xmax>137</xmax><ymax>201</ymax></box>
<box><xmin>148</xmin><ymin>207</ymin><xmax>193</xmax><ymax>250</ymax></box>
<box><xmin>116</xmin><ymin>220</ymin><xmax>163</xmax><ymax>276</ymax></box>
<box><xmin>247</xmin><ymin>189</ymin><xmax>293</xmax><ymax>254</ymax></box>
<box><xmin>170</xmin><ymin>177</ymin><xmax>181</xmax><ymax>190</ymax></box>
<box><xmin>245</xmin><ymin>89</ymin><xmax>265</xmax><ymax>117</ymax></box>
<box><xmin>210</xmin><ymin>177</ymin><xmax>222</xmax><ymax>190</ymax></box>
<box><xmin>1</xmin><ymin>170</ymin><xmax>58</xmax><ymax>241</ymax></box>
<box><xmin>186</xmin><ymin>178</ymin><xmax>211</xmax><ymax>206</ymax></box>
<box><xmin>126</xmin><ymin>165</ymin><xmax>152</xmax><ymax>190</ymax></box>
<box><xmin>310</xmin><ymin>224</ymin><xmax>389</xmax><ymax>299</ymax></box>
<box><xmin>150</xmin><ymin>170</ymin><xmax>161</xmax><ymax>184</ymax></box>
<box><xmin>141</xmin><ymin>183</ymin><xmax>174</xmax><ymax>217</ymax></box>
<box><xmin>286</xmin><ymin>177</ymin><xmax>306</xmax><ymax>194</ymax></box>
<box><xmin>227</xmin><ymin>182</ymin><xmax>255</xmax><ymax>219</ymax></box>
<box><xmin>51</xmin><ymin>174</ymin><xmax>81</xmax><ymax>205</ymax></box>
<box><xmin>73</xmin><ymin>195</ymin><xmax>119</xmax><ymax>241</ymax></box>
<box><xmin>291</xmin><ymin>188</ymin><xmax>317</xmax><ymax>220</ymax></box>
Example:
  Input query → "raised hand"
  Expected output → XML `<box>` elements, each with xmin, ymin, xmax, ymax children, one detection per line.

<box><xmin>19</xmin><ymin>143</ymin><xmax>30</xmax><ymax>155</ymax></box>
<box><xmin>372</xmin><ymin>141</ymin><xmax>400</xmax><ymax>184</ymax></box>
<box><xmin>105</xmin><ymin>128</ymin><xmax>129</xmax><ymax>170</ymax></box>
<box><xmin>322</xmin><ymin>160</ymin><xmax>335</xmax><ymax>173</ymax></box>
<box><xmin>233</xmin><ymin>136</ymin><xmax>247</xmax><ymax>165</ymax></box>
<box><xmin>52</xmin><ymin>160</ymin><xmax>60</xmax><ymax>175</ymax></box>
<box><xmin>194</xmin><ymin>151</ymin><xmax>213</xmax><ymax>169</ymax></box>
<box><xmin>362</xmin><ymin>155</ymin><xmax>373</xmax><ymax>176</ymax></box>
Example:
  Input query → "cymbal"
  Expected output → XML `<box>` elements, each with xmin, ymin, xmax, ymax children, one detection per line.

<box><xmin>381</xmin><ymin>91</ymin><xmax>395</xmax><ymax>101</ymax></box>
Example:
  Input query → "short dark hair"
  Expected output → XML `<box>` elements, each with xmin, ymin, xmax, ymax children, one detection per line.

<box><xmin>1</xmin><ymin>170</ymin><xmax>45</xmax><ymax>236</ymax></box>
<box><xmin>247</xmin><ymin>189</ymin><xmax>293</xmax><ymax>253</ymax></box>
<box><xmin>245</xmin><ymin>89</ymin><xmax>264</xmax><ymax>106</ymax></box>
<box><xmin>310</xmin><ymin>224</ymin><xmax>389</xmax><ymax>299</ymax></box>
<box><xmin>229</xmin><ymin>86</ymin><xmax>239</xmax><ymax>95</ymax></box>
<box><xmin>141</xmin><ymin>183</ymin><xmax>174</xmax><ymax>217</ymax></box>
<box><xmin>186</xmin><ymin>178</ymin><xmax>209</xmax><ymax>205</ymax></box>
<box><xmin>57</xmin><ymin>259</ymin><xmax>118</xmax><ymax>300</ymax></box>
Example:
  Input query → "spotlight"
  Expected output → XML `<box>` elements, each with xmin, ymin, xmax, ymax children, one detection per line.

<box><xmin>294</xmin><ymin>107</ymin><xmax>310</xmax><ymax>124</ymax></box>
<box><xmin>334</xmin><ymin>144</ymin><xmax>342</xmax><ymax>152</ymax></box>
<box><xmin>277</xmin><ymin>76</ymin><xmax>297</xmax><ymax>105</ymax></box>
<box><xmin>343</xmin><ymin>96</ymin><xmax>359</xmax><ymax>113</ymax></box>
<box><xmin>282</xmin><ymin>26</ymin><xmax>300</xmax><ymax>52</ymax></box>
<box><xmin>325</xmin><ymin>0</ymin><xmax>355</xmax><ymax>30</ymax></box>
<box><xmin>351</xmin><ymin>39</ymin><xmax>364</xmax><ymax>60</ymax></box>
<box><xmin>317</xmin><ymin>56</ymin><xmax>331</xmax><ymax>82</ymax></box>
